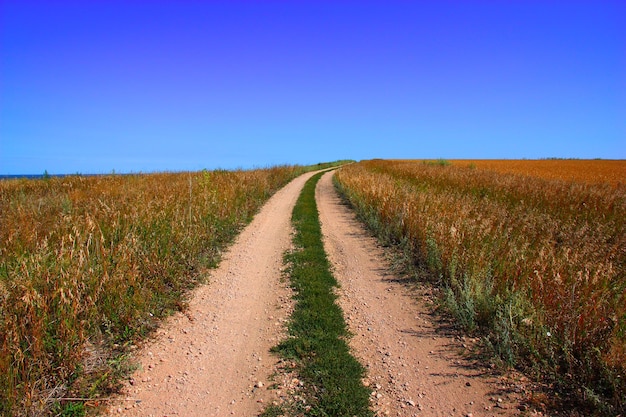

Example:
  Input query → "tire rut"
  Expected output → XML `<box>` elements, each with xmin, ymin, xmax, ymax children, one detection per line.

<box><xmin>108</xmin><ymin>171</ymin><xmax>318</xmax><ymax>417</ymax></box>
<box><xmin>316</xmin><ymin>170</ymin><xmax>525</xmax><ymax>417</ymax></box>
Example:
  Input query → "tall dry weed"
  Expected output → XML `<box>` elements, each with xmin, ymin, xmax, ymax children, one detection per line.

<box><xmin>0</xmin><ymin>167</ymin><xmax>302</xmax><ymax>416</ymax></box>
<box><xmin>335</xmin><ymin>160</ymin><xmax>625</xmax><ymax>414</ymax></box>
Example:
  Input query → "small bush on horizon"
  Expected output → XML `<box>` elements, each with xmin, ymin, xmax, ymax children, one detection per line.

<box><xmin>422</xmin><ymin>158</ymin><xmax>450</xmax><ymax>166</ymax></box>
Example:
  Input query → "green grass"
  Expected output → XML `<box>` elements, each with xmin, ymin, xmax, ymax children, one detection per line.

<box><xmin>269</xmin><ymin>171</ymin><xmax>372</xmax><ymax>417</ymax></box>
<box><xmin>306</xmin><ymin>160</ymin><xmax>355</xmax><ymax>171</ymax></box>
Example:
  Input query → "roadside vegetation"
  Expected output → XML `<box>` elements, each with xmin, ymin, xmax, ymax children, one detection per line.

<box><xmin>334</xmin><ymin>159</ymin><xmax>625</xmax><ymax>415</ymax></box>
<box><xmin>0</xmin><ymin>162</ymin><xmax>349</xmax><ymax>417</ymax></box>
<box><xmin>266</xmin><ymin>172</ymin><xmax>372</xmax><ymax>417</ymax></box>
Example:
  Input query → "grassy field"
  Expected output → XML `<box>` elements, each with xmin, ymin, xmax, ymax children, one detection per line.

<box><xmin>451</xmin><ymin>159</ymin><xmax>625</xmax><ymax>187</ymax></box>
<box><xmin>334</xmin><ymin>159</ymin><xmax>625</xmax><ymax>415</ymax></box>
<box><xmin>0</xmin><ymin>164</ymin><xmax>351</xmax><ymax>417</ymax></box>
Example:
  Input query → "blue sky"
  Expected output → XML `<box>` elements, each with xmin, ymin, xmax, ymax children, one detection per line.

<box><xmin>2</xmin><ymin>1</ymin><xmax>624</xmax><ymax>174</ymax></box>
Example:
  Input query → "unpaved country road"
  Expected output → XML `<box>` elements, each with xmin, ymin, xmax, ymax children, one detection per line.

<box><xmin>109</xmin><ymin>170</ymin><xmax>320</xmax><ymax>416</ymax></box>
<box><xmin>316</xmin><ymin>171</ymin><xmax>524</xmax><ymax>417</ymax></box>
<box><xmin>111</xmin><ymin>169</ymin><xmax>526</xmax><ymax>417</ymax></box>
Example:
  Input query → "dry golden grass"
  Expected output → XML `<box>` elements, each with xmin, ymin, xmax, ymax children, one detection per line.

<box><xmin>450</xmin><ymin>159</ymin><xmax>626</xmax><ymax>187</ymax></box>
<box><xmin>0</xmin><ymin>167</ymin><xmax>306</xmax><ymax>416</ymax></box>
<box><xmin>335</xmin><ymin>159</ymin><xmax>625</xmax><ymax>414</ymax></box>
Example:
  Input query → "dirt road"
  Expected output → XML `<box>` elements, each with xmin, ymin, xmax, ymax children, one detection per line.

<box><xmin>111</xmin><ymin>169</ymin><xmax>525</xmax><ymax>416</ymax></box>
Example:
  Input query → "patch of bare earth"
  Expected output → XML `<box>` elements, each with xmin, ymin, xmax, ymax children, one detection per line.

<box><xmin>316</xmin><ymin>171</ymin><xmax>533</xmax><ymax>417</ymax></box>
<box><xmin>106</xmin><ymin>171</ymin><xmax>318</xmax><ymax>417</ymax></box>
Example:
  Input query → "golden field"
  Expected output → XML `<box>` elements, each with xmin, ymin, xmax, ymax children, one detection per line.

<box><xmin>0</xmin><ymin>166</ymin><xmax>306</xmax><ymax>416</ymax></box>
<box><xmin>451</xmin><ymin>159</ymin><xmax>626</xmax><ymax>187</ymax></box>
<box><xmin>335</xmin><ymin>159</ymin><xmax>625</xmax><ymax>414</ymax></box>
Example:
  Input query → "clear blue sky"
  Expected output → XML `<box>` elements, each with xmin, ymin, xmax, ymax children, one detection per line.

<box><xmin>2</xmin><ymin>1</ymin><xmax>625</xmax><ymax>174</ymax></box>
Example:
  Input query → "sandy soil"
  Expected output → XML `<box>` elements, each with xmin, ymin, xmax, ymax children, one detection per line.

<box><xmin>316</xmin><ymin>171</ymin><xmax>527</xmax><ymax>417</ymax></box>
<box><xmin>109</xmin><ymin>169</ymin><xmax>531</xmax><ymax>417</ymax></box>
<box><xmin>108</xmin><ymin>170</ymin><xmax>318</xmax><ymax>416</ymax></box>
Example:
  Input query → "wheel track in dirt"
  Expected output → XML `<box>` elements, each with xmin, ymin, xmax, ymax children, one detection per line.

<box><xmin>109</xmin><ymin>170</ymin><xmax>319</xmax><ymax>416</ymax></box>
<box><xmin>316</xmin><ymin>170</ymin><xmax>524</xmax><ymax>417</ymax></box>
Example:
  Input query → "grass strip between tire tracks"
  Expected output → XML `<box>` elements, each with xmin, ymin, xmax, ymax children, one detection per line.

<box><xmin>267</xmin><ymin>171</ymin><xmax>372</xmax><ymax>416</ymax></box>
